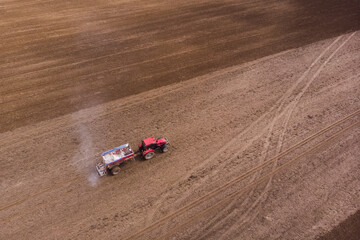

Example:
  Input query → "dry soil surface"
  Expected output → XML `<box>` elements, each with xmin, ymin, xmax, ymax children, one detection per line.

<box><xmin>1</xmin><ymin>0</ymin><xmax>359</xmax><ymax>133</ymax></box>
<box><xmin>317</xmin><ymin>210</ymin><xmax>360</xmax><ymax>240</ymax></box>
<box><xmin>1</xmin><ymin>31</ymin><xmax>359</xmax><ymax>239</ymax></box>
<box><xmin>0</xmin><ymin>1</ymin><xmax>359</xmax><ymax>240</ymax></box>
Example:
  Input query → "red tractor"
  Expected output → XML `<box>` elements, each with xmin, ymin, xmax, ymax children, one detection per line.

<box><xmin>138</xmin><ymin>137</ymin><xmax>170</xmax><ymax>160</ymax></box>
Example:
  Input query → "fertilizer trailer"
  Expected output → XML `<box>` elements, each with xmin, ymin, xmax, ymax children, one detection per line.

<box><xmin>96</xmin><ymin>144</ymin><xmax>135</xmax><ymax>176</ymax></box>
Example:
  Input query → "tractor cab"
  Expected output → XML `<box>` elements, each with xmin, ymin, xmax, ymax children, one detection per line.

<box><xmin>139</xmin><ymin>137</ymin><xmax>157</xmax><ymax>151</ymax></box>
<box><xmin>138</xmin><ymin>136</ymin><xmax>169</xmax><ymax>160</ymax></box>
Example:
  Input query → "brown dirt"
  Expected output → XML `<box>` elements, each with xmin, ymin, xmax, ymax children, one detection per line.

<box><xmin>0</xmin><ymin>0</ymin><xmax>359</xmax><ymax>133</ymax></box>
<box><xmin>317</xmin><ymin>210</ymin><xmax>360</xmax><ymax>240</ymax></box>
<box><xmin>0</xmin><ymin>1</ymin><xmax>359</xmax><ymax>240</ymax></box>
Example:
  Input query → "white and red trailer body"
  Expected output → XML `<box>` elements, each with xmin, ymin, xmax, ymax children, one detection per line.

<box><xmin>96</xmin><ymin>143</ymin><xmax>135</xmax><ymax>176</ymax></box>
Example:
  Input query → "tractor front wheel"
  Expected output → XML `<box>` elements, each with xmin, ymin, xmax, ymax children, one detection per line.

<box><xmin>161</xmin><ymin>145</ymin><xmax>169</xmax><ymax>153</ymax></box>
<box><xmin>111</xmin><ymin>166</ymin><xmax>121</xmax><ymax>175</ymax></box>
<box><xmin>144</xmin><ymin>152</ymin><xmax>154</xmax><ymax>160</ymax></box>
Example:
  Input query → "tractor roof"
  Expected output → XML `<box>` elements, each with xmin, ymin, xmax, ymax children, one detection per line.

<box><xmin>143</xmin><ymin>137</ymin><xmax>156</xmax><ymax>146</ymax></box>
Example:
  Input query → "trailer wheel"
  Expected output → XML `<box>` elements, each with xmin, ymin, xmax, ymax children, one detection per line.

<box><xmin>111</xmin><ymin>166</ymin><xmax>121</xmax><ymax>175</ymax></box>
<box><xmin>144</xmin><ymin>152</ymin><xmax>154</xmax><ymax>160</ymax></box>
<box><xmin>161</xmin><ymin>145</ymin><xmax>169</xmax><ymax>153</ymax></box>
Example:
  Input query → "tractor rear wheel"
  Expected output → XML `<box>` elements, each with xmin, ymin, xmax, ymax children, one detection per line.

<box><xmin>144</xmin><ymin>152</ymin><xmax>154</xmax><ymax>160</ymax></box>
<box><xmin>161</xmin><ymin>145</ymin><xmax>169</xmax><ymax>153</ymax></box>
<box><xmin>111</xmin><ymin>166</ymin><xmax>121</xmax><ymax>175</ymax></box>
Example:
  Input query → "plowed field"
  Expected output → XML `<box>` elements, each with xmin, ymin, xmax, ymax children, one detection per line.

<box><xmin>0</xmin><ymin>0</ymin><xmax>359</xmax><ymax>239</ymax></box>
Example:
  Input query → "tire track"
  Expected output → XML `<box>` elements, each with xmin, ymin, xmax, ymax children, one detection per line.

<box><xmin>149</xmin><ymin>33</ymin><xmax>344</xmax><ymax>218</ymax></box>
<box><xmin>0</xmin><ymin>50</ymin><xmax>293</xmax><ymax>218</ymax></box>
<box><xmin>237</xmin><ymin>30</ymin><xmax>356</xmax><ymax>223</ymax></box>
<box><xmin>123</xmin><ymin>111</ymin><xmax>360</xmax><ymax>239</ymax></box>
<box><xmin>159</xmin><ymin>121</ymin><xmax>360</xmax><ymax>239</ymax></box>
<box><xmin>1</xmin><ymin>109</ymin><xmax>358</xmax><ymax>227</ymax></box>
<box><xmin>0</xmin><ymin>33</ymin><xmax>356</xmax><ymax>219</ymax></box>
<box><xmin>162</xmin><ymin>121</ymin><xmax>359</xmax><ymax>239</ymax></box>
<box><xmin>2</xmin><ymin>1</ymin><xmax>358</xmax><ymax>133</ymax></box>
<box><xmin>212</xmin><ymin>31</ymin><xmax>357</xmax><ymax>236</ymax></box>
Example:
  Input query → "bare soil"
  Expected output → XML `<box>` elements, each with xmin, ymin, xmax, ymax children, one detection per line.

<box><xmin>317</xmin><ymin>210</ymin><xmax>360</xmax><ymax>240</ymax></box>
<box><xmin>0</xmin><ymin>0</ymin><xmax>358</xmax><ymax>133</ymax></box>
<box><xmin>0</xmin><ymin>1</ymin><xmax>359</xmax><ymax>239</ymax></box>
